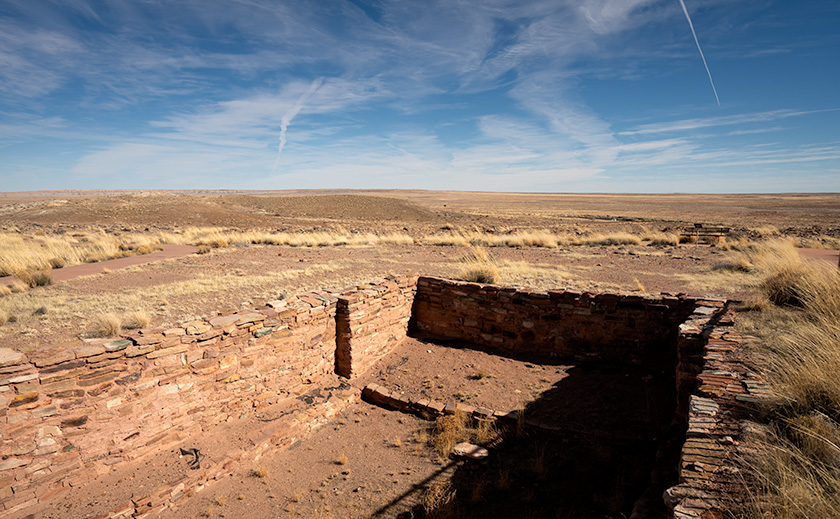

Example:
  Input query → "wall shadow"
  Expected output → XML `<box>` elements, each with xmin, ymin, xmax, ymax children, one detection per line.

<box><xmin>376</xmin><ymin>351</ymin><xmax>681</xmax><ymax>518</ymax></box>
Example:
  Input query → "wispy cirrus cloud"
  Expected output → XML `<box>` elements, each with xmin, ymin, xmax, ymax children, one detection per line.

<box><xmin>619</xmin><ymin>109</ymin><xmax>840</xmax><ymax>136</ymax></box>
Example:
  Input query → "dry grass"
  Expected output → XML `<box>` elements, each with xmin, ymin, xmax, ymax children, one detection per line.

<box><xmin>735</xmin><ymin>240</ymin><xmax>840</xmax><ymax>518</ymax></box>
<box><xmin>432</xmin><ymin>410</ymin><xmax>471</xmax><ymax>460</ymax></box>
<box><xmin>123</xmin><ymin>310</ymin><xmax>151</xmax><ymax>330</ymax></box>
<box><xmin>643</xmin><ymin>232</ymin><xmax>680</xmax><ymax>246</ymax></box>
<box><xmin>430</xmin><ymin>409</ymin><xmax>499</xmax><ymax>461</ymax></box>
<box><xmin>458</xmin><ymin>247</ymin><xmax>499</xmax><ymax>284</ymax></box>
<box><xmin>423</xmin><ymin>229</ymin><xmax>653</xmax><ymax>249</ymax></box>
<box><xmin>91</xmin><ymin>313</ymin><xmax>122</xmax><ymax>337</ymax></box>
<box><xmin>253</xmin><ymin>466</ymin><xmax>268</xmax><ymax>478</ymax></box>
<box><xmin>16</xmin><ymin>269</ymin><xmax>53</xmax><ymax>288</ymax></box>
<box><xmin>798</xmin><ymin>236</ymin><xmax>840</xmax><ymax>250</ymax></box>
<box><xmin>0</xmin><ymin>230</ymin><xmax>143</xmax><ymax>277</ymax></box>
<box><xmin>336</xmin><ymin>452</ymin><xmax>348</xmax><ymax>465</ymax></box>
<box><xmin>0</xmin><ymin>261</ymin><xmax>350</xmax><ymax>333</ymax></box>
<box><xmin>423</xmin><ymin>480</ymin><xmax>458</xmax><ymax>519</ymax></box>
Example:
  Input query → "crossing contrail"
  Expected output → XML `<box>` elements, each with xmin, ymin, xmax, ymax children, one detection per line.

<box><xmin>271</xmin><ymin>78</ymin><xmax>324</xmax><ymax>174</ymax></box>
<box><xmin>679</xmin><ymin>0</ymin><xmax>720</xmax><ymax>106</ymax></box>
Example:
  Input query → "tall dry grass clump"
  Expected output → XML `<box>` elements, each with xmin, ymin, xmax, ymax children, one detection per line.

<box><xmin>123</xmin><ymin>310</ymin><xmax>151</xmax><ymax>330</ymax></box>
<box><xmin>643</xmin><ymin>232</ymin><xmax>680</xmax><ymax>247</ymax></box>
<box><xmin>457</xmin><ymin>247</ymin><xmax>499</xmax><ymax>284</ymax></box>
<box><xmin>92</xmin><ymin>313</ymin><xmax>122</xmax><ymax>337</ymax></box>
<box><xmin>736</xmin><ymin>239</ymin><xmax>840</xmax><ymax>518</ymax></box>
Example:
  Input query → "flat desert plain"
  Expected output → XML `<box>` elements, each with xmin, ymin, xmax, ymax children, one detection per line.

<box><xmin>1</xmin><ymin>190</ymin><xmax>839</xmax><ymax>519</ymax></box>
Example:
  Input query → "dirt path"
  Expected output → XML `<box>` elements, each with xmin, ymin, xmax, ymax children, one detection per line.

<box><xmin>798</xmin><ymin>247</ymin><xmax>840</xmax><ymax>267</ymax></box>
<box><xmin>0</xmin><ymin>244</ymin><xmax>198</xmax><ymax>286</ymax></box>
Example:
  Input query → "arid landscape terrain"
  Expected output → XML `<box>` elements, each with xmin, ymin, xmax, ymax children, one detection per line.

<box><xmin>1</xmin><ymin>190</ymin><xmax>840</xmax><ymax>519</ymax></box>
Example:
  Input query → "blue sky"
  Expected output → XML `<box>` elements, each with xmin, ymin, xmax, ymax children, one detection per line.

<box><xmin>1</xmin><ymin>0</ymin><xmax>838</xmax><ymax>193</ymax></box>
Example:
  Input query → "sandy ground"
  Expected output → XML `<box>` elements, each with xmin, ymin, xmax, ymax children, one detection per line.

<box><xmin>0</xmin><ymin>241</ymin><xmax>751</xmax><ymax>353</ymax></box>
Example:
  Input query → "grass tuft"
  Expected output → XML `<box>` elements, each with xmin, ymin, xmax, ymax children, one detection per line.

<box><xmin>423</xmin><ymin>480</ymin><xmax>458</xmax><ymax>519</ymax></box>
<box><xmin>17</xmin><ymin>269</ymin><xmax>53</xmax><ymax>288</ymax></box>
<box><xmin>123</xmin><ymin>310</ymin><xmax>151</xmax><ymax>330</ymax></box>
<box><xmin>458</xmin><ymin>247</ymin><xmax>499</xmax><ymax>284</ymax></box>
<box><xmin>92</xmin><ymin>313</ymin><xmax>122</xmax><ymax>337</ymax></box>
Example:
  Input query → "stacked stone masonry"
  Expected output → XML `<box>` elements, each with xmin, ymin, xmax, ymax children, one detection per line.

<box><xmin>335</xmin><ymin>277</ymin><xmax>417</xmax><ymax>378</ymax></box>
<box><xmin>410</xmin><ymin>276</ymin><xmax>701</xmax><ymax>365</ymax></box>
<box><xmin>0</xmin><ymin>273</ymin><xmax>758</xmax><ymax>518</ymax></box>
<box><xmin>0</xmin><ymin>276</ymin><xmax>416</xmax><ymax>518</ymax></box>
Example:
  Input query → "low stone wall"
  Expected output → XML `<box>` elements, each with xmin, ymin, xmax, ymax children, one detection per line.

<box><xmin>410</xmin><ymin>276</ymin><xmax>703</xmax><ymax>365</ymax></box>
<box><xmin>665</xmin><ymin>310</ymin><xmax>767</xmax><ymax>518</ymax></box>
<box><xmin>0</xmin><ymin>289</ymin><xmax>342</xmax><ymax>517</ymax></box>
<box><xmin>335</xmin><ymin>276</ymin><xmax>416</xmax><ymax>378</ymax></box>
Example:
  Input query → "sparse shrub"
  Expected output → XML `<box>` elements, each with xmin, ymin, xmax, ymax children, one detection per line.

<box><xmin>458</xmin><ymin>247</ymin><xmax>499</xmax><ymax>284</ymax></box>
<box><xmin>197</xmin><ymin>244</ymin><xmax>212</xmax><ymax>254</ymax></box>
<box><xmin>644</xmin><ymin>233</ymin><xmax>679</xmax><ymax>247</ymax></box>
<box><xmin>123</xmin><ymin>310</ymin><xmax>150</xmax><ymax>330</ymax></box>
<box><xmin>32</xmin><ymin>306</ymin><xmax>47</xmax><ymax>316</ymax></box>
<box><xmin>460</xmin><ymin>264</ymin><xmax>499</xmax><ymax>284</ymax></box>
<box><xmin>135</xmin><ymin>244</ymin><xmax>156</xmax><ymax>255</ymax></box>
<box><xmin>762</xmin><ymin>266</ymin><xmax>815</xmax><ymax>307</ymax></box>
<box><xmin>714</xmin><ymin>255</ymin><xmax>754</xmax><ymax>272</ymax></box>
<box><xmin>423</xmin><ymin>480</ymin><xmax>458</xmax><ymax>519</ymax></box>
<box><xmin>253</xmin><ymin>465</ymin><xmax>268</xmax><ymax>478</ymax></box>
<box><xmin>581</xmin><ymin>232</ymin><xmax>642</xmax><ymax>246</ymax></box>
<box><xmin>432</xmin><ymin>410</ymin><xmax>470</xmax><ymax>459</ymax></box>
<box><xmin>17</xmin><ymin>269</ymin><xmax>53</xmax><ymax>288</ymax></box>
<box><xmin>337</xmin><ymin>452</ymin><xmax>348</xmax><ymax>465</ymax></box>
<box><xmin>92</xmin><ymin>313</ymin><xmax>122</xmax><ymax>337</ymax></box>
<box><xmin>48</xmin><ymin>257</ymin><xmax>65</xmax><ymax>269</ymax></box>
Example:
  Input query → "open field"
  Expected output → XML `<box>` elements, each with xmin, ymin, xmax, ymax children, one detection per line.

<box><xmin>1</xmin><ymin>190</ymin><xmax>839</xmax><ymax>519</ymax></box>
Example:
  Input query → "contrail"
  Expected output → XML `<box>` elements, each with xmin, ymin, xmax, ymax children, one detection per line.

<box><xmin>271</xmin><ymin>78</ymin><xmax>324</xmax><ymax>174</ymax></box>
<box><xmin>678</xmin><ymin>0</ymin><xmax>720</xmax><ymax>106</ymax></box>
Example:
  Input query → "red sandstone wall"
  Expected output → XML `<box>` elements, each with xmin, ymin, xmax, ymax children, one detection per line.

<box><xmin>410</xmin><ymin>276</ymin><xmax>702</xmax><ymax>364</ymax></box>
<box><xmin>335</xmin><ymin>276</ymin><xmax>416</xmax><ymax>378</ymax></box>
<box><xmin>0</xmin><ymin>291</ymin><xmax>338</xmax><ymax>517</ymax></box>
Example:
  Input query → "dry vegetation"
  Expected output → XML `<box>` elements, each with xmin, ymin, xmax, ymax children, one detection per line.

<box><xmin>733</xmin><ymin>240</ymin><xmax>840</xmax><ymax>518</ymax></box>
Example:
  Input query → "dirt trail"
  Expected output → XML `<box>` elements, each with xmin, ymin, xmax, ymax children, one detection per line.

<box><xmin>798</xmin><ymin>247</ymin><xmax>840</xmax><ymax>267</ymax></box>
<box><xmin>0</xmin><ymin>244</ymin><xmax>198</xmax><ymax>286</ymax></box>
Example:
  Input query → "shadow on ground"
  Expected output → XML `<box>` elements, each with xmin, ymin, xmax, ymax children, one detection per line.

<box><xmin>371</xmin><ymin>349</ymin><xmax>683</xmax><ymax>519</ymax></box>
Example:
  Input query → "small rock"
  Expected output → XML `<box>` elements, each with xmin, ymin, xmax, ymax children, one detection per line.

<box><xmin>452</xmin><ymin>442</ymin><xmax>489</xmax><ymax>460</ymax></box>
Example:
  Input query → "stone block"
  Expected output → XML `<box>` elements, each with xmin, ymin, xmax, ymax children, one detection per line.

<box><xmin>0</xmin><ymin>348</ymin><xmax>27</xmax><ymax>369</ymax></box>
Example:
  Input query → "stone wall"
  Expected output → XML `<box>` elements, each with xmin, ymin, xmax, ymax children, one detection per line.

<box><xmin>410</xmin><ymin>276</ymin><xmax>703</xmax><ymax>365</ymax></box>
<box><xmin>335</xmin><ymin>276</ymin><xmax>416</xmax><ymax>378</ymax></box>
<box><xmin>0</xmin><ymin>275</ymin><xmax>422</xmax><ymax>518</ymax></box>
<box><xmin>0</xmin><ymin>292</ymin><xmax>341</xmax><ymax>517</ymax></box>
<box><xmin>665</xmin><ymin>309</ymin><xmax>767</xmax><ymax>518</ymax></box>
